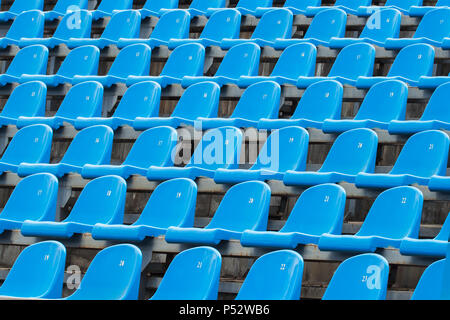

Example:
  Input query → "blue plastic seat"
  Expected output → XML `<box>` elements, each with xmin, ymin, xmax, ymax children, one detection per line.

<box><xmin>319</xmin><ymin>186</ymin><xmax>423</xmax><ymax>253</ymax></box>
<box><xmin>411</xmin><ymin>259</ymin><xmax>446</xmax><ymax>300</ymax></box>
<box><xmin>258</xmin><ymin>80</ymin><xmax>343</xmax><ymax>130</ymax></box>
<box><xmin>409</xmin><ymin>0</ymin><xmax>450</xmax><ymax>16</ymax></box>
<box><xmin>0</xmin><ymin>10</ymin><xmax>44</xmax><ymax>49</ymax></box>
<box><xmin>197</xmin><ymin>81</ymin><xmax>281</xmax><ymax>129</ymax></box>
<box><xmin>418</xmin><ymin>72</ymin><xmax>450</xmax><ymax>89</ymax></box>
<box><xmin>220</xmin><ymin>9</ymin><xmax>293</xmax><ymax>49</ymax></box>
<box><xmin>17</xmin><ymin>81</ymin><xmax>103</xmax><ymax>130</ymax></box>
<box><xmin>214</xmin><ymin>126</ymin><xmax>309</xmax><ymax>183</ymax></box>
<box><xmin>322</xmin><ymin>80</ymin><xmax>408</xmax><ymax>133</ymax></box>
<box><xmin>18</xmin><ymin>125</ymin><xmax>114</xmax><ymax>178</ymax></box>
<box><xmin>75</xmin><ymin>81</ymin><xmax>161</xmax><ymax>130</ymax></box>
<box><xmin>64</xmin><ymin>244</ymin><xmax>142</xmax><ymax>300</ymax></box>
<box><xmin>297</xmin><ymin>43</ymin><xmax>376</xmax><ymax>88</ymax></box>
<box><xmin>182</xmin><ymin>0</ymin><xmax>226</xmax><ymax>17</ymax></box>
<box><xmin>0</xmin><ymin>0</ymin><xmax>44</xmax><ymax>22</ymax></box>
<box><xmin>358</xmin><ymin>0</ymin><xmax>423</xmax><ymax>16</ymax></box>
<box><xmin>283</xmin><ymin>128</ymin><xmax>378</xmax><ymax>186</ymax></box>
<box><xmin>274</xmin><ymin>8</ymin><xmax>347</xmax><ymax>49</ymax></box>
<box><xmin>20</xmin><ymin>9</ymin><xmax>92</xmax><ymax>48</ymax></box>
<box><xmin>238</xmin><ymin>43</ymin><xmax>317</xmax><ymax>87</ymax></box>
<box><xmin>0</xmin><ymin>81</ymin><xmax>47</xmax><ymax>127</ymax></box>
<box><xmin>355</xmin><ymin>130</ymin><xmax>449</xmax><ymax>189</ymax></box>
<box><xmin>91</xmin><ymin>178</ymin><xmax>197</xmax><ymax>241</ymax></box>
<box><xmin>91</xmin><ymin>0</ymin><xmax>133</xmax><ymax>21</ymax></box>
<box><xmin>72</xmin><ymin>44</ymin><xmax>152</xmax><ymax>87</ymax></box>
<box><xmin>207</xmin><ymin>0</ymin><xmax>273</xmax><ymax>17</ymax></box>
<box><xmin>235</xmin><ymin>250</ymin><xmax>304</xmax><ymax>300</ymax></box>
<box><xmin>44</xmin><ymin>0</ymin><xmax>89</xmax><ymax>21</ymax></box>
<box><xmin>0</xmin><ymin>124</ymin><xmax>53</xmax><ymax>174</ymax></box>
<box><xmin>181</xmin><ymin>42</ymin><xmax>261</xmax><ymax>87</ymax></box>
<box><xmin>165</xmin><ymin>181</ymin><xmax>271</xmax><ymax>245</ymax></box>
<box><xmin>21</xmin><ymin>175</ymin><xmax>127</xmax><ymax>239</ymax></box>
<box><xmin>240</xmin><ymin>184</ymin><xmax>346</xmax><ymax>249</ymax></box>
<box><xmin>306</xmin><ymin>0</ymin><xmax>372</xmax><ymax>16</ymax></box>
<box><xmin>146</xmin><ymin>126</ymin><xmax>243</xmax><ymax>180</ymax></box>
<box><xmin>81</xmin><ymin>126</ymin><xmax>177</xmax><ymax>179</ymax></box>
<box><xmin>322</xmin><ymin>253</ymin><xmax>389</xmax><ymax>300</ymax></box>
<box><xmin>389</xmin><ymin>82</ymin><xmax>450</xmax><ymax>134</ymax></box>
<box><xmin>19</xmin><ymin>45</ymin><xmax>100</xmax><ymax>87</ymax></box>
<box><xmin>138</xmin><ymin>0</ymin><xmax>179</xmax><ymax>19</ymax></box>
<box><xmin>67</xmin><ymin>10</ymin><xmax>141</xmax><ymax>49</ymax></box>
<box><xmin>150</xmin><ymin>247</ymin><xmax>221</xmax><ymax>300</ymax></box>
<box><xmin>0</xmin><ymin>241</ymin><xmax>66</xmax><ymax>299</ymax></box>
<box><xmin>255</xmin><ymin>0</ymin><xmax>321</xmax><ymax>16</ymax></box>
<box><xmin>133</xmin><ymin>81</ymin><xmax>220</xmax><ymax>130</ymax></box>
<box><xmin>126</xmin><ymin>43</ymin><xmax>205</xmax><ymax>88</ymax></box>
<box><xmin>329</xmin><ymin>8</ymin><xmax>402</xmax><ymax>49</ymax></box>
<box><xmin>168</xmin><ymin>9</ymin><xmax>241</xmax><ymax>49</ymax></box>
<box><xmin>117</xmin><ymin>10</ymin><xmax>190</xmax><ymax>49</ymax></box>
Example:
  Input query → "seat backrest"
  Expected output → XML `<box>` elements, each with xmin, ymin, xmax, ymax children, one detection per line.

<box><xmin>252</xmin><ymin>126</ymin><xmax>309</xmax><ymax>173</ymax></box>
<box><xmin>434</xmin><ymin>212</ymin><xmax>450</xmax><ymax>241</ymax></box>
<box><xmin>66</xmin><ymin>244</ymin><xmax>142</xmax><ymax>300</ymax></box>
<box><xmin>1</xmin><ymin>124</ymin><xmax>53</xmax><ymax>165</ymax></box>
<box><xmin>420</xmin><ymin>82</ymin><xmax>450</xmax><ymax>122</ymax></box>
<box><xmin>113</xmin><ymin>81</ymin><xmax>161</xmax><ymax>119</ymax></box>
<box><xmin>251</xmin><ymin>9</ymin><xmax>293</xmax><ymax>41</ymax></box>
<box><xmin>206</xmin><ymin>181</ymin><xmax>271</xmax><ymax>232</ymax></box>
<box><xmin>60</xmin><ymin>125</ymin><xmax>114</xmax><ymax>167</ymax></box>
<box><xmin>385</xmin><ymin>0</ymin><xmax>423</xmax><ymax>10</ymax></box>
<box><xmin>236</xmin><ymin>0</ymin><xmax>273</xmax><ymax>11</ymax></box>
<box><xmin>284</xmin><ymin>0</ymin><xmax>321</xmax><ymax>10</ymax></box>
<box><xmin>280</xmin><ymin>184</ymin><xmax>346</xmax><ymax>236</ymax></box>
<box><xmin>322</xmin><ymin>253</ymin><xmax>389</xmax><ymax>300</ymax></box>
<box><xmin>96</xmin><ymin>0</ymin><xmax>133</xmax><ymax>14</ymax></box>
<box><xmin>6</xmin><ymin>45</ymin><xmax>48</xmax><ymax>77</ymax></box>
<box><xmin>7</xmin><ymin>0</ymin><xmax>44</xmax><ymax>14</ymax></box>
<box><xmin>0</xmin><ymin>241</ymin><xmax>66</xmax><ymax>299</ymax></box>
<box><xmin>319</xmin><ymin>128</ymin><xmax>378</xmax><ymax>175</ymax></box>
<box><xmin>64</xmin><ymin>175</ymin><xmax>127</xmax><ymax>225</ymax></box>
<box><xmin>0</xmin><ymin>173</ymin><xmax>58</xmax><ymax>223</ymax></box>
<box><xmin>101</xmin><ymin>10</ymin><xmax>141</xmax><ymax>40</ymax></box>
<box><xmin>143</xmin><ymin>0</ymin><xmax>179</xmax><ymax>11</ymax></box>
<box><xmin>436</xmin><ymin>0</ymin><xmax>450</xmax><ymax>5</ymax></box>
<box><xmin>354</xmin><ymin>80</ymin><xmax>408</xmax><ymax>122</ymax></box>
<box><xmin>357</xmin><ymin>186</ymin><xmax>423</xmax><ymax>239</ymax></box>
<box><xmin>171</xmin><ymin>81</ymin><xmax>221</xmax><ymax>120</ymax></box>
<box><xmin>304</xmin><ymin>8</ymin><xmax>347</xmax><ymax>42</ymax></box>
<box><xmin>215</xmin><ymin>42</ymin><xmax>260</xmax><ymax>78</ymax></box>
<box><xmin>200</xmin><ymin>9</ymin><xmax>241</xmax><ymax>41</ymax></box>
<box><xmin>151</xmin><ymin>10</ymin><xmax>190</xmax><ymax>41</ymax></box>
<box><xmin>335</xmin><ymin>0</ymin><xmax>371</xmax><ymax>9</ymax></box>
<box><xmin>108</xmin><ymin>43</ymin><xmax>151</xmax><ymax>78</ymax></box>
<box><xmin>160</xmin><ymin>43</ymin><xmax>205</xmax><ymax>78</ymax></box>
<box><xmin>235</xmin><ymin>250</ymin><xmax>304</xmax><ymax>300</ymax></box>
<box><xmin>387</xmin><ymin>44</ymin><xmax>434</xmax><ymax>81</ymax></box>
<box><xmin>328</xmin><ymin>43</ymin><xmax>375</xmax><ymax>80</ymax></box>
<box><xmin>5</xmin><ymin>10</ymin><xmax>44</xmax><ymax>40</ymax></box>
<box><xmin>135</xmin><ymin>178</ymin><xmax>197</xmax><ymax>228</ymax></box>
<box><xmin>270</xmin><ymin>43</ymin><xmax>316</xmax><ymax>78</ymax></box>
<box><xmin>411</xmin><ymin>259</ymin><xmax>445</xmax><ymax>300</ymax></box>
<box><xmin>52</xmin><ymin>0</ymin><xmax>89</xmax><ymax>13</ymax></box>
<box><xmin>56</xmin><ymin>45</ymin><xmax>100</xmax><ymax>78</ymax></box>
<box><xmin>151</xmin><ymin>247</ymin><xmax>222</xmax><ymax>300</ymax></box>
<box><xmin>53</xmin><ymin>9</ymin><xmax>92</xmax><ymax>40</ymax></box>
<box><xmin>359</xmin><ymin>8</ymin><xmax>401</xmax><ymax>42</ymax></box>
<box><xmin>123</xmin><ymin>126</ymin><xmax>178</xmax><ymax>168</ymax></box>
<box><xmin>0</xmin><ymin>81</ymin><xmax>47</xmax><ymax>119</ymax></box>
<box><xmin>291</xmin><ymin>80</ymin><xmax>343</xmax><ymax>121</ymax></box>
<box><xmin>55</xmin><ymin>81</ymin><xmax>103</xmax><ymax>119</ymax></box>
<box><xmin>413</xmin><ymin>8</ymin><xmax>450</xmax><ymax>41</ymax></box>
<box><xmin>190</xmin><ymin>0</ymin><xmax>226</xmax><ymax>11</ymax></box>
<box><xmin>188</xmin><ymin>126</ymin><xmax>243</xmax><ymax>170</ymax></box>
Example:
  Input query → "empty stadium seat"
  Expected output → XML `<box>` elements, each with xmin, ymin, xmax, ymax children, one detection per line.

<box><xmin>138</xmin><ymin>0</ymin><xmax>179</xmax><ymax>19</ymax></box>
<box><xmin>214</xmin><ymin>126</ymin><xmax>309</xmax><ymax>183</ymax></box>
<box><xmin>306</xmin><ymin>0</ymin><xmax>372</xmax><ymax>16</ymax></box>
<box><xmin>197</xmin><ymin>81</ymin><xmax>281</xmax><ymax>129</ymax></box>
<box><xmin>146</xmin><ymin>126</ymin><xmax>243</xmax><ymax>180</ymax></box>
<box><xmin>411</xmin><ymin>259</ymin><xmax>446</xmax><ymax>300</ymax></box>
<box><xmin>17</xmin><ymin>81</ymin><xmax>103</xmax><ymax>129</ymax></box>
<box><xmin>207</xmin><ymin>0</ymin><xmax>273</xmax><ymax>17</ymax></box>
<box><xmin>0</xmin><ymin>81</ymin><xmax>46</xmax><ymax>127</ymax></box>
<box><xmin>0</xmin><ymin>10</ymin><xmax>44</xmax><ymax>49</ymax></box>
<box><xmin>318</xmin><ymin>186</ymin><xmax>423</xmax><ymax>252</ymax></box>
<box><xmin>91</xmin><ymin>0</ymin><xmax>133</xmax><ymax>21</ymax></box>
<box><xmin>220</xmin><ymin>9</ymin><xmax>293</xmax><ymax>49</ymax></box>
<box><xmin>81</xmin><ymin>126</ymin><xmax>177</xmax><ymax>179</ymax></box>
<box><xmin>283</xmin><ymin>128</ymin><xmax>378</xmax><ymax>186</ymax></box>
<box><xmin>20</xmin><ymin>175</ymin><xmax>127</xmax><ymax>239</ymax></box>
<box><xmin>184</xmin><ymin>0</ymin><xmax>226</xmax><ymax>17</ymax></box>
<box><xmin>0</xmin><ymin>0</ymin><xmax>44</xmax><ymax>22</ymax></box>
<box><xmin>409</xmin><ymin>0</ymin><xmax>450</xmax><ymax>16</ymax></box>
<box><xmin>117</xmin><ymin>10</ymin><xmax>190</xmax><ymax>49</ymax></box>
<box><xmin>181</xmin><ymin>43</ymin><xmax>261</xmax><ymax>87</ymax></box>
<box><xmin>72</xmin><ymin>44</ymin><xmax>151</xmax><ymax>87</ymax></box>
<box><xmin>238</xmin><ymin>43</ymin><xmax>317</xmax><ymax>87</ymax></box>
<box><xmin>126</xmin><ymin>43</ymin><xmax>205</xmax><ymax>88</ymax></box>
<box><xmin>18</xmin><ymin>125</ymin><xmax>114</xmax><ymax>178</ymax></box>
<box><xmin>322</xmin><ymin>254</ymin><xmax>389</xmax><ymax>300</ymax></box>
<box><xmin>355</xmin><ymin>130</ymin><xmax>449</xmax><ymax>189</ymax></box>
<box><xmin>258</xmin><ymin>80</ymin><xmax>343</xmax><ymax>130</ymax></box>
<box><xmin>322</xmin><ymin>80</ymin><xmax>408</xmax><ymax>133</ymax></box>
<box><xmin>19</xmin><ymin>45</ymin><xmax>100</xmax><ymax>87</ymax></box>
<box><xmin>255</xmin><ymin>0</ymin><xmax>321</xmax><ymax>16</ymax></box>
<box><xmin>44</xmin><ymin>0</ymin><xmax>89</xmax><ymax>21</ymax></box>
<box><xmin>240</xmin><ymin>184</ymin><xmax>346</xmax><ymax>248</ymax></box>
<box><xmin>235</xmin><ymin>250</ymin><xmax>304</xmax><ymax>300</ymax></box>
<box><xmin>0</xmin><ymin>241</ymin><xmax>66</xmax><ymax>299</ymax></box>
<box><xmin>91</xmin><ymin>178</ymin><xmax>197</xmax><ymax>241</ymax></box>
<box><xmin>74</xmin><ymin>81</ymin><xmax>161</xmax><ymax>130</ymax></box>
<box><xmin>165</xmin><ymin>181</ymin><xmax>270</xmax><ymax>245</ymax></box>
<box><xmin>297</xmin><ymin>43</ymin><xmax>376</xmax><ymax>87</ymax></box>
<box><xmin>358</xmin><ymin>0</ymin><xmax>424</xmax><ymax>16</ymax></box>
<box><xmin>150</xmin><ymin>247</ymin><xmax>221</xmax><ymax>300</ymax></box>
<box><xmin>133</xmin><ymin>81</ymin><xmax>220</xmax><ymax>130</ymax></box>
<box><xmin>64</xmin><ymin>244</ymin><xmax>142</xmax><ymax>300</ymax></box>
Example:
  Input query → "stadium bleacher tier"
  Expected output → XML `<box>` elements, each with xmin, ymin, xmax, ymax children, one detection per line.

<box><xmin>0</xmin><ymin>0</ymin><xmax>449</xmax><ymax>301</ymax></box>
